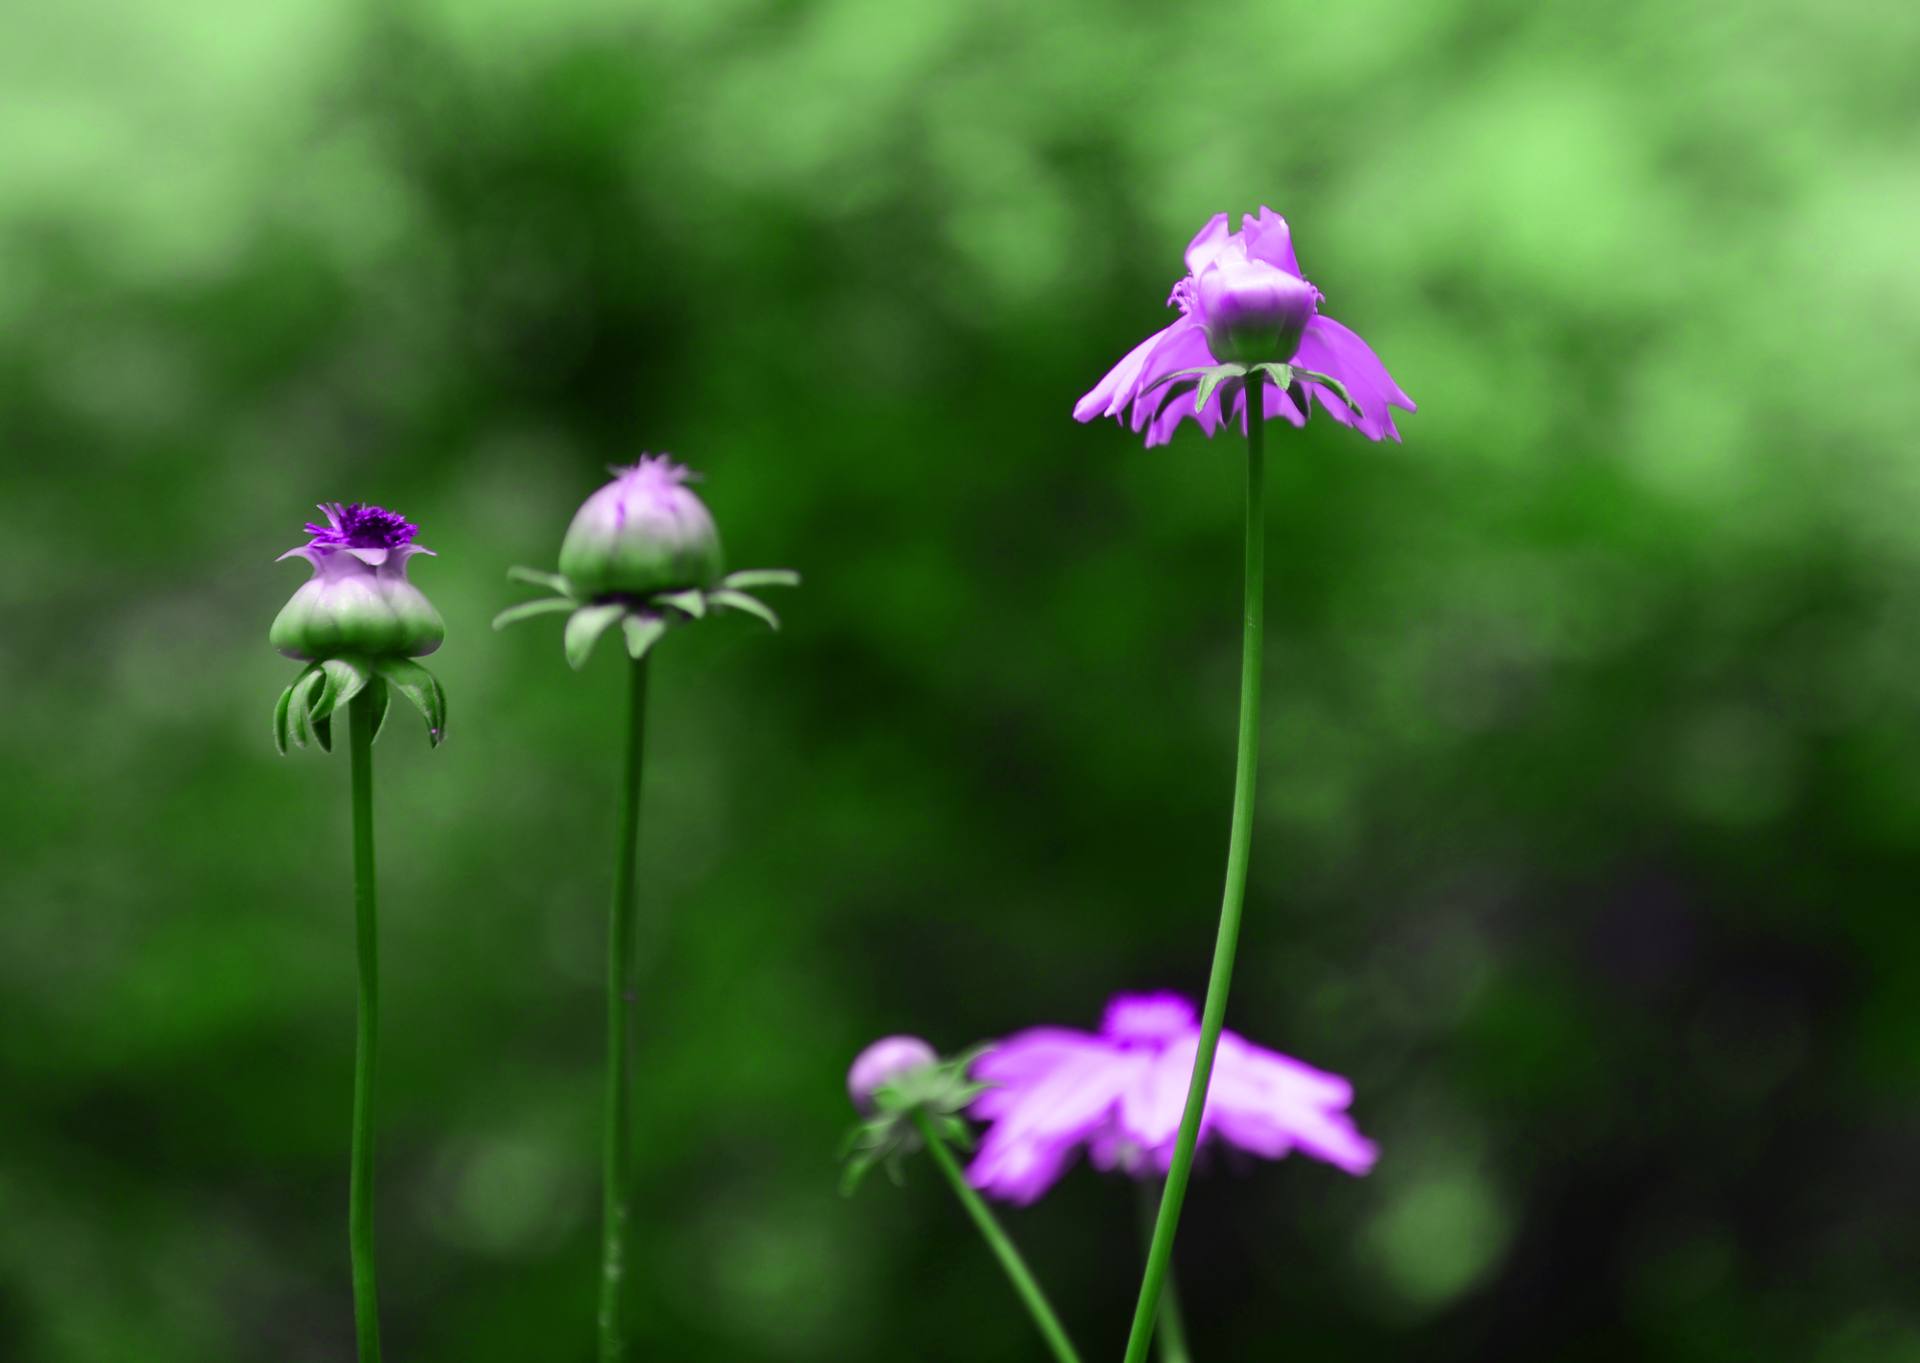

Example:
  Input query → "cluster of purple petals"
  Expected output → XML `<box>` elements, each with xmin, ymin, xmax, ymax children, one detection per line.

<box><xmin>1073</xmin><ymin>208</ymin><xmax>1416</xmax><ymax>447</ymax></box>
<box><xmin>965</xmin><ymin>991</ymin><xmax>1377</xmax><ymax>1205</ymax></box>
<box><xmin>303</xmin><ymin>502</ymin><xmax>420</xmax><ymax>551</ymax></box>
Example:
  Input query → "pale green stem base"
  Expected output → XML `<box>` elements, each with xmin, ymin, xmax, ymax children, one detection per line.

<box><xmin>600</xmin><ymin>659</ymin><xmax>649</xmax><ymax>1363</ymax></box>
<box><xmin>347</xmin><ymin>688</ymin><xmax>383</xmax><ymax>1363</ymax></box>
<box><xmin>1122</xmin><ymin>380</ymin><xmax>1268</xmax><ymax>1363</ymax></box>
<box><xmin>912</xmin><ymin>1110</ymin><xmax>1085</xmax><ymax>1363</ymax></box>
<box><xmin>1135</xmin><ymin>1179</ymin><xmax>1193</xmax><ymax>1363</ymax></box>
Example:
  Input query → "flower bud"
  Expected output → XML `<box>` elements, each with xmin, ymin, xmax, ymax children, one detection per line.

<box><xmin>1193</xmin><ymin>256</ymin><xmax>1319</xmax><ymax>365</ymax></box>
<box><xmin>847</xmin><ymin>1035</ymin><xmax>938</xmax><ymax>1114</ymax></box>
<box><xmin>557</xmin><ymin>456</ymin><xmax>725</xmax><ymax>599</ymax></box>
<box><xmin>270</xmin><ymin>503</ymin><xmax>444</xmax><ymax>661</ymax></box>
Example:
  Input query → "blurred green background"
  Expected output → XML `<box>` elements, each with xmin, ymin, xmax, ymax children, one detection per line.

<box><xmin>4</xmin><ymin>0</ymin><xmax>1918</xmax><ymax>1358</ymax></box>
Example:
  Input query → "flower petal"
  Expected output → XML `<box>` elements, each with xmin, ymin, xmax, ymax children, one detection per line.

<box><xmin>1129</xmin><ymin>322</ymin><xmax>1214</xmax><ymax>434</ymax></box>
<box><xmin>1295</xmin><ymin>314</ymin><xmax>1414</xmax><ymax>442</ymax></box>
<box><xmin>1240</xmin><ymin>207</ymin><xmax>1303</xmax><ymax>279</ymax></box>
<box><xmin>970</xmin><ymin>1027</ymin><xmax>1106</xmax><ymax>1119</ymax></box>
<box><xmin>1074</xmin><ymin>319</ymin><xmax>1189</xmax><ymax>424</ymax></box>
<box><xmin>1203</xmin><ymin>1032</ymin><xmax>1379</xmax><ymax>1174</ymax></box>
<box><xmin>967</xmin><ymin>1128</ymin><xmax>1084</xmax><ymax>1205</ymax></box>
<box><xmin>1183</xmin><ymin>212</ymin><xmax>1234</xmax><ymax>276</ymax></box>
<box><xmin>1143</xmin><ymin>390</ymin><xmax>1197</xmax><ymax>448</ymax></box>
<box><xmin>967</xmin><ymin>1042</ymin><xmax>1141</xmax><ymax>1203</ymax></box>
<box><xmin>1118</xmin><ymin>1042</ymin><xmax>1200</xmax><ymax>1150</ymax></box>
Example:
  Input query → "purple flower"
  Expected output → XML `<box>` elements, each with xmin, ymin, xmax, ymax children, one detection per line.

<box><xmin>1073</xmin><ymin>208</ymin><xmax>1415</xmax><ymax>446</ymax></box>
<box><xmin>270</xmin><ymin>503</ymin><xmax>443</xmax><ymax>660</ymax></box>
<box><xmin>847</xmin><ymin>1035</ymin><xmax>939</xmax><ymax>1114</ymax></box>
<box><xmin>558</xmin><ymin>456</ymin><xmax>725</xmax><ymax>599</ymax></box>
<box><xmin>966</xmin><ymin>992</ymin><xmax>1377</xmax><ymax>1205</ymax></box>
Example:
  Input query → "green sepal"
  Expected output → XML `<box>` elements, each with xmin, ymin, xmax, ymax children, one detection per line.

<box><xmin>1253</xmin><ymin>362</ymin><xmax>1294</xmax><ymax>393</ymax></box>
<box><xmin>318</xmin><ymin>658</ymin><xmax>371</xmax><ymax>717</ymax></box>
<box><xmin>272</xmin><ymin>679</ymin><xmax>297</xmax><ymax>756</ymax></box>
<box><xmin>838</xmin><ymin>1046</ymin><xmax>993</xmax><ymax>1198</ymax></box>
<box><xmin>840</xmin><ymin>1118</ymin><xmax>897</xmax><ymax>1195</ymax></box>
<box><xmin>622</xmin><ymin>614</ymin><xmax>668</xmax><ymax>660</ymax></box>
<box><xmin>1193</xmin><ymin>366</ymin><xmax>1232</xmax><ymax>417</ymax></box>
<box><xmin>564</xmin><ymin>603</ymin><xmax>626</xmax><ymax>670</ymax></box>
<box><xmin>365</xmin><ymin>676</ymin><xmax>391</xmax><ymax>745</ymax></box>
<box><xmin>656</xmin><ymin>589</ymin><xmax>706</xmax><ymax>620</ymax></box>
<box><xmin>507</xmin><ymin>566</ymin><xmax>573</xmax><ymax>595</ymax></box>
<box><xmin>493</xmin><ymin>597</ymin><xmax>575</xmax><ymax>630</ymax></box>
<box><xmin>720</xmin><ymin>568</ymin><xmax>801</xmax><ymax>591</ymax></box>
<box><xmin>1293</xmin><ymin>367</ymin><xmax>1364</xmax><ymax>418</ymax></box>
<box><xmin>1137</xmin><ymin>364</ymin><xmax>1215</xmax><ymax>400</ymax></box>
<box><xmin>277</xmin><ymin>658</ymin><xmax>398</xmax><ymax>754</ymax></box>
<box><xmin>709</xmin><ymin>589</ymin><xmax>780</xmax><ymax>631</ymax></box>
<box><xmin>308</xmin><ymin>658</ymin><xmax>370</xmax><ymax>754</ymax></box>
<box><xmin>287</xmin><ymin>665</ymin><xmax>327</xmax><ymax>750</ymax></box>
<box><xmin>500</xmin><ymin>563</ymin><xmax>798</xmax><ymax>669</ymax></box>
<box><xmin>373</xmin><ymin>657</ymin><xmax>448</xmax><ymax>746</ymax></box>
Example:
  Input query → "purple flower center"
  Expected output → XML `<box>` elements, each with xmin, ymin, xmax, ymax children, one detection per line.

<box><xmin>304</xmin><ymin>502</ymin><xmax>419</xmax><ymax>550</ymax></box>
<box><xmin>1101</xmin><ymin>992</ymin><xmax>1199</xmax><ymax>1046</ymax></box>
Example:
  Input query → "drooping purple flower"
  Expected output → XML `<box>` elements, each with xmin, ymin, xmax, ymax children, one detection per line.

<box><xmin>558</xmin><ymin>455</ymin><xmax>725</xmax><ymax>599</ymax></box>
<box><xmin>847</xmin><ymin>1035</ymin><xmax>939</xmax><ymax>1114</ymax></box>
<box><xmin>1074</xmin><ymin>208</ymin><xmax>1415</xmax><ymax>447</ymax></box>
<box><xmin>965</xmin><ymin>991</ymin><xmax>1377</xmax><ymax>1205</ymax></box>
<box><xmin>271</xmin><ymin>503</ymin><xmax>443</xmax><ymax>660</ymax></box>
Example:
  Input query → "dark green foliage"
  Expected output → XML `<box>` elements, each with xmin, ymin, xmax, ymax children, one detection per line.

<box><xmin>1</xmin><ymin>0</ymin><xmax>1915</xmax><ymax>1360</ymax></box>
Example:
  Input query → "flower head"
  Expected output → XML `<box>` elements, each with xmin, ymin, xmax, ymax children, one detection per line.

<box><xmin>839</xmin><ymin>1037</ymin><xmax>986</xmax><ymax>1194</ymax></box>
<box><xmin>848</xmin><ymin>1035</ymin><xmax>940</xmax><ymax>1114</ymax></box>
<box><xmin>270</xmin><ymin>503</ymin><xmax>443</xmax><ymax>661</ymax></box>
<box><xmin>1074</xmin><ymin>207</ymin><xmax>1415</xmax><ymax>446</ymax></box>
<box><xmin>497</xmin><ymin>455</ymin><xmax>797</xmax><ymax>670</ymax></box>
<box><xmin>558</xmin><ymin>456</ymin><xmax>725</xmax><ymax>599</ymax></box>
<box><xmin>966</xmin><ymin>991</ymin><xmax>1377</xmax><ymax>1205</ymax></box>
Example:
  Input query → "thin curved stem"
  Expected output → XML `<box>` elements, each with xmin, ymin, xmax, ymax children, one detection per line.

<box><xmin>600</xmin><ymin>658</ymin><xmax>649</xmax><ymax>1363</ymax></box>
<box><xmin>1122</xmin><ymin>378</ymin><xmax>1267</xmax><ymax>1363</ymax></box>
<box><xmin>911</xmin><ymin>1110</ymin><xmax>1085</xmax><ymax>1363</ymax></box>
<box><xmin>346</xmin><ymin>687</ymin><xmax>383</xmax><ymax>1363</ymax></box>
<box><xmin>1135</xmin><ymin>1179</ymin><xmax>1193</xmax><ymax>1363</ymax></box>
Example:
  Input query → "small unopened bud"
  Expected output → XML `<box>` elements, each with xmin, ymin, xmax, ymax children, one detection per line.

<box><xmin>1193</xmin><ymin>257</ymin><xmax>1319</xmax><ymax>365</ymax></box>
<box><xmin>270</xmin><ymin>503</ymin><xmax>444</xmax><ymax>661</ymax></box>
<box><xmin>847</xmin><ymin>1035</ymin><xmax>938</xmax><ymax>1114</ymax></box>
<box><xmin>558</xmin><ymin>456</ymin><xmax>725</xmax><ymax>599</ymax></box>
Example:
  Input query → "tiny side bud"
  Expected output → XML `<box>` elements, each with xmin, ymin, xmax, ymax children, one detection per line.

<box><xmin>847</xmin><ymin>1035</ymin><xmax>938</xmax><ymax>1114</ymax></box>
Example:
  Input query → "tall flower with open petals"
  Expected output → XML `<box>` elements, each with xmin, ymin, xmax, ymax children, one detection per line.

<box><xmin>271</xmin><ymin>503</ymin><xmax>443</xmax><ymax>661</ymax></box>
<box><xmin>966</xmin><ymin>992</ymin><xmax>1377</xmax><ymax>1205</ymax></box>
<box><xmin>1073</xmin><ymin>208</ymin><xmax>1415</xmax><ymax>447</ymax></box>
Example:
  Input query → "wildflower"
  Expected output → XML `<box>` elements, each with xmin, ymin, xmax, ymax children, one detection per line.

<box><xmin>495</xmin><ymin>455</ymin><xmax>798</xmax><ymax>669</ymax></box>
<box><xmin>265</xmin><ymin>504</ymin><xmax>450</xmax><ymax>1357</ymax></box>
<box><xmin>271</xmin><ymin>502</ymin><xmax>449</xmax><ymax>753</ymax></box>
<box><xmin>841</xmin><ymin>1037</ymin><xmax>1088</xmax><ymax>1362</ymax></box>
<box><xmin>270</xmin><ymin>503</ymin><xmax>444</xmax><ymax>661</ymax></box>
<box><xmin>840</xmin><ymin>1037</ymin><xmax>987</xmax><ymax>1193</ymax></box>
<box><xmin>1073</xmin><ymin>208</ymin><xmax>1415</xmax><ymax>446</ymax></box>
<box><xmin>966</xmin><ymin>992</ymin><xmax>1377</xmax><ymax>1205</ymax></box>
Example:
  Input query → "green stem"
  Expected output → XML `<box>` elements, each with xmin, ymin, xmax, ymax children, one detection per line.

<box><xmin>1121</xmin><ymin>377</ymin><xmax>1267</xmax><ymax>1363</ymax></box>
<box><xmin>600</xmin><ymin>658</ymin><xmax>649</xmax><ymax>1363</ymax></box>
<box><xmin>1134</xmin><ymin>1179</ymin><xmax>1193</xmax><ymax>1363</ymax></box>
<box><xmin>911</xmin><ymin>1111</ymin><xmax>1085</xmax><ymax>1363</ymax></box>
<box><xmin>346</xmin><ymin>688</ymin><xmax>383</xmax><ymax>1363</ymax></box>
